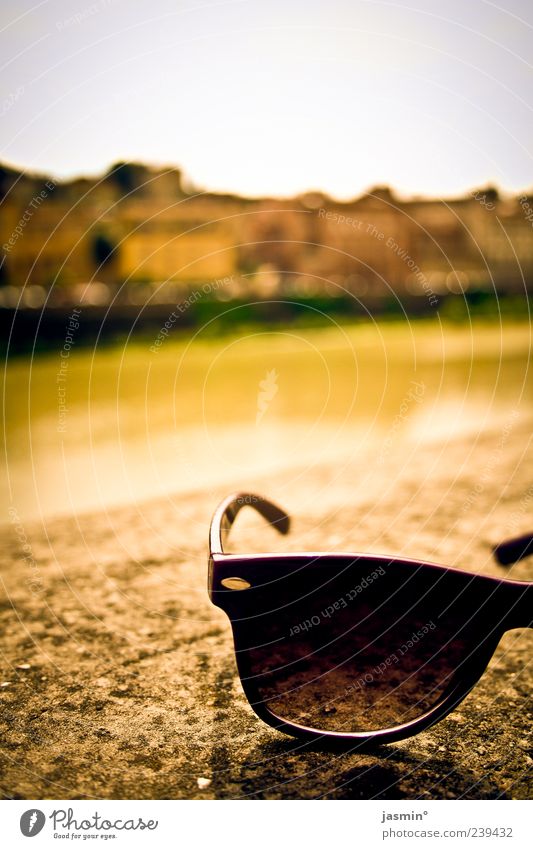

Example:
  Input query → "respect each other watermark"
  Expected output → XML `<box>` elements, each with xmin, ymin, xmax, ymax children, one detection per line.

<box><xmin>149</xmin><ymin>274</ymin><xmax>235</xmax><ymax>352</ymax></box>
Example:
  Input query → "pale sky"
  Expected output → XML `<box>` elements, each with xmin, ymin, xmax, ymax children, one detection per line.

<box><xmin>1</xmin><ymin>0</ymin><xmax>532</xmax><ymax>198</ymax></box>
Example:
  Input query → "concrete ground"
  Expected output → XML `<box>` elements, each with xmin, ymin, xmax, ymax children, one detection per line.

<box><xmin>1</xmin><ymin>422</ymin><xmax>532</xmax><ymax>799</ymax></box>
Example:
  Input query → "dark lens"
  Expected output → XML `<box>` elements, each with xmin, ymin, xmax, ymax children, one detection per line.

<box><xmin>236</xmin><ymin>559</ymin><xmax>480</xmax><ymax>733</ymax></box>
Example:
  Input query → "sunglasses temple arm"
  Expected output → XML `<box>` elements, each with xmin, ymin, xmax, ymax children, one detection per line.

<box><xmin>493</xmin><ymin>532</ymin><xmax>533</xmax><ymax>566</ymax></box>
<box><xmin>209</xmin><ymin>492</ymin><xmax>291</xmax><ymax>555</ymax></box>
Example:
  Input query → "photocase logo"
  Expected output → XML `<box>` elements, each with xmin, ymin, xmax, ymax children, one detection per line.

<box><xmin>20</xmin><ymin>809</ymin><xmax>46</xmax><ymax>837</ymax></box>
<box><xmin>256</xmin><ymin>368</ymin><xmax>279</xmax><ymax>425</ymax></box>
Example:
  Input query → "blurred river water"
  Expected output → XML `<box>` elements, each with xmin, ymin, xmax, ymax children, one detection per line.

<box><xmin>2</xmin><ymin>319</ymin><xmax>532</xmax><ymax>522</ymax></box>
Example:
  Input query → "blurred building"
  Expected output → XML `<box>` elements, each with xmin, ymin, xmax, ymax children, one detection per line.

<box><xmin>1</xmin><ymin>161</ymin><xmax>532</xmax><ymax>306</ymax></box>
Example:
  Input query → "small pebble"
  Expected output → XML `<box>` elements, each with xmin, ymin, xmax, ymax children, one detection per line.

<box><xmin>16</xmin><ymin>663</ymin><xmax>31</xmax><ymax>670</ymax></box>
<box><xmin>197</xmin><ymin>777</ymin><xmax>211</xmax><ymax>790</ymax></box>
<box><xmin>322</xmin><ymin>705</ymin><xmax>337</xmax><ymax>714</ymax></box>
<box><xmin>1</xmin><ymin>682</ymin><xmax>11</xmax><ymax>688</ymax></box>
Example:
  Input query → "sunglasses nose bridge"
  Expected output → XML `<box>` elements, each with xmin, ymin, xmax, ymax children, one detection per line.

<box><xmin>503</xmin><ymin>581</ymin><xmax>533</xmax><ymax>630</ymax></box>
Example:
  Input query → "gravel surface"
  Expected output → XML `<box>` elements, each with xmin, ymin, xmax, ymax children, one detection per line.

<box><xmin>1</xmin><ymin>421</ymin><xmax>532</xmax><ymax>799</ymax></box>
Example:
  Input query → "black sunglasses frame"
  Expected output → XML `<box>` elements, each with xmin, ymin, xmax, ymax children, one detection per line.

<box><xmin>208</xmin><ymin>493</ymin><xmax>533</xmax><ymax>747</ymax></box>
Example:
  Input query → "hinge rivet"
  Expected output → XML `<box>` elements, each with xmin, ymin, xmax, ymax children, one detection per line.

<box><xmin>221</xmin><ymin>577</ymin><xmax>251</xmax><ymax>590</ymax></box>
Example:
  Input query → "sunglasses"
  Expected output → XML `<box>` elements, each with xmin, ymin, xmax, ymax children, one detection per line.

<box><xmin>208</xmin><ymin>493</ymin><xmax>532</xmax><ymax>747</ymax></box>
